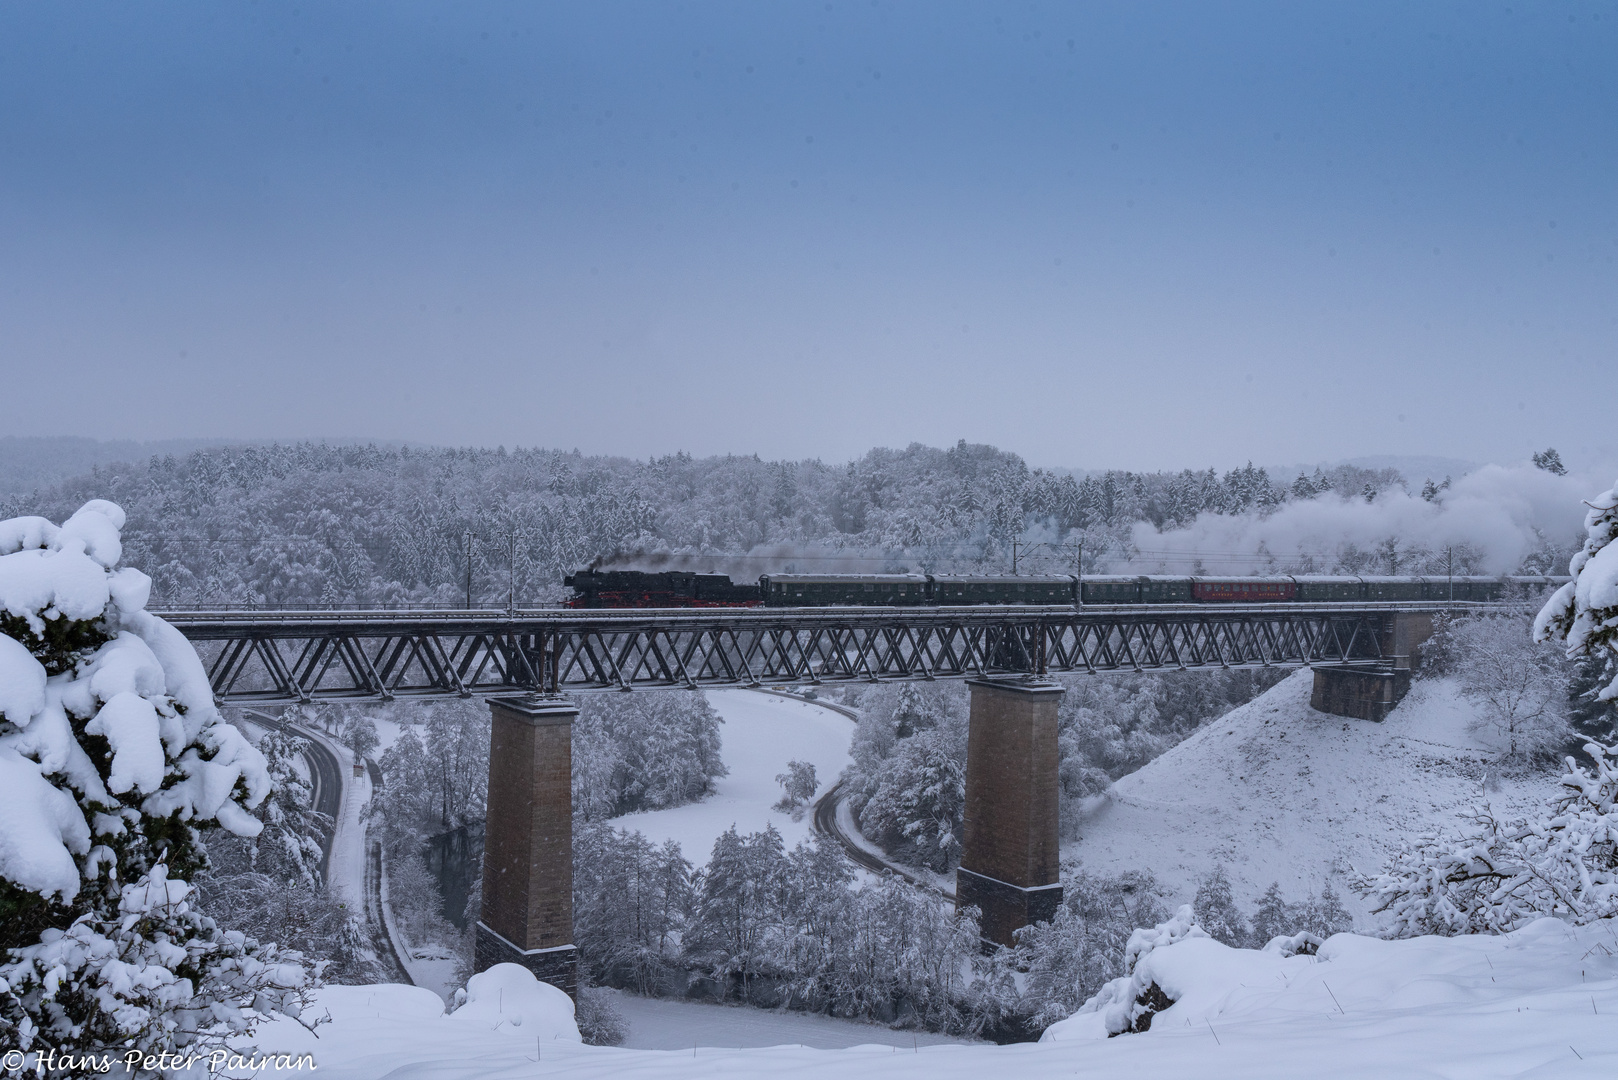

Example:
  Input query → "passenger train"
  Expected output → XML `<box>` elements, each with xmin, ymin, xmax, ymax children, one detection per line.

<box><xmin>562</xmin><ymin>569</ymin><xmax>1568</xmax><ymax>609</ymax></box>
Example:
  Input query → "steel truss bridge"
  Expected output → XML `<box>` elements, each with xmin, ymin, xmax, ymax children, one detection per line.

<box><xmin>159</xmin><ymin>603</ymin><xmax>1467</xmax><ymax>705</ymax></box>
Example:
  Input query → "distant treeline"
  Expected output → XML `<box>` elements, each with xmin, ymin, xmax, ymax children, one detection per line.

<box><xmin>3</xmin><ymin>439</ymin><xmax>1420</xmax><ymax>608</ymax></box>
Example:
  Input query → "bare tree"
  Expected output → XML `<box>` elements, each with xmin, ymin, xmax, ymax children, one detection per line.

<box><xmin>1448</xmin><ymin>611</ymin><xmax>1572</xmax><ymax>762</ymax></box>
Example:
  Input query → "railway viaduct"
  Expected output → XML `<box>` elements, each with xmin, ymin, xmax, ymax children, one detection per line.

<box><xmin>167</xmin><ymin>602</ymin><xmax>1450</xmax><ymax>997</ymax></box>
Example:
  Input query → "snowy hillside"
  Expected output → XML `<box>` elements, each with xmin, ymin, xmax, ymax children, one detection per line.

<box><xmin>1065</xmin><ymin>669</ymin><xmax>1555</xmax><ymax>920</ymax></box>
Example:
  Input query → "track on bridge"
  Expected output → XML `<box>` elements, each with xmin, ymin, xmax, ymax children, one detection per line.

<box><xmin>160</xmin><ymin>602</ymin><xmax>1457</xmax><ymax>704</ymax></box>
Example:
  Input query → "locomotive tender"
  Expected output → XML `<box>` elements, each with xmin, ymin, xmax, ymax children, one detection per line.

<box><xmin>563</xmin><ymin>568</ymin><xmax>1568</xmax><ymax>608</ymax></box>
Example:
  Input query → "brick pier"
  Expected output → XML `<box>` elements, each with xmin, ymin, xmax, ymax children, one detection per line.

<box><xmin>956</xmin><ymin>678</ymin><xmax>1065</xmax><ymax>947</ymax></box>
<box><xmin>1310</xmin><ymin>611</ymin><xmax>1439</xmax><ymax>723</ymax></box>
<box><xmin>474</xmin><ymin>694</ymin><xmax>578</xmax><ymax>998</ymax></box>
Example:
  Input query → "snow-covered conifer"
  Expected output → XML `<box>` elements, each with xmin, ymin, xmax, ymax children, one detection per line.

<box><xmin>1300</xmin><ymin>881</ymin><xmax>1353</xmax><ymax>937</ymax></box>
<box><xmin>0</xmin><ymin>502</ymin><xmax>314</xmax><ymax>1066</ymax></box>
<box><xmin>858</xmin><ymin>727</ymin><xmax>967</xmax><ymax>872</ymax></box>
<box><xmin>1191</xmin><ymin>865</ymin><xmax>1249</xmax><ymax>946</ymax></box>
<box><xmin>1535</xmin><ymin>475</ymin><xmax>1618</xmax><ymax>703</ymax></box>
<box><xmin>1532</xmin><ymin>448</ymin><xmax>1568</xmax><ymax>475</ymax></box>
<box><xmin>208</xmin><ymin>729</ymin><xmax>329</xmax><ymax>888</ymax></box>
<box><xmin>1249</xmin><ymin>882</ymin><xmax>1294</xmax><ymax>946</ymax></box>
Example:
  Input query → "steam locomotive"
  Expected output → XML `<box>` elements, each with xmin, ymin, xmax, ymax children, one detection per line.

<box><xmin>562</xmin><ymin>569</ymin><xmax>1569</xmax><ymax>609</ymax></box>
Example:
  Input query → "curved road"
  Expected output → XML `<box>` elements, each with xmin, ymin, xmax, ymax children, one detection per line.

<box><xmin>760</xmin><ymin>687</ymin><xmax>960</xmax><ymax>902</ymax></box>
<box><xmin>811</xmin><ymin>781</ymin><xmax>957</xmax><ymax>901</ymax></box>
<box><xmin>237</xmin><ymin>708</ymin><xmax>343</xmax><ymax>881</ymax></box>
<box><xmin>811</xmin><ymin>780</ymin><xmax>886</xmax><ymax>877</ymax></box>
<box><xmin>235</xmin><ymin>707</ymin><xmax>412</xmax><ymax>983</ymax></box>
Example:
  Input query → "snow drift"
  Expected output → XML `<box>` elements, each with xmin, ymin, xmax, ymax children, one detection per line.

<box><xmin>246</xmin><ymin>919</ymin><xmax>1618</xmax><ymax>1077</ymax></box>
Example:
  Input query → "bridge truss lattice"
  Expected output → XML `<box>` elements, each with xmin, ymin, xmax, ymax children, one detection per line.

<box><xmin>157</xmin><ymin>604</ymin><xmax>1452</xmax><ymax>704</ymax></box>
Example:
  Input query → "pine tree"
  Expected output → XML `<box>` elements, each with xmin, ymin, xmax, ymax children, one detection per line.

<box><xmin>859</xmin><ymin>727</ymin><xmax>967</xmax><ymax>872</ymax></box>
<box><xmin>1536</xmin><ymin>475</ymin><xmax>1618</xmax><ymax>703</ymax></box>
<box><xmin>0</xmin><ymin>502</ymin><xmax>314</xmax><ymax>1066</ymax></box>
<box><xmin>207</xmin><ymin>731</ymin><xmax>329</xmax><ymax>888</ymax></box>
<box><xmin>1532</xmin><ymin>448</ymin><xmax>1568</xmax><ymax>475</ymax></box>
<box><xmin>1192</xmin><ymin>865</ymin><xmax>1249</xmax><ymax>946</ymax></box>
<box><xmin>1249</xmin><ymin>881</ymin><xmax>1294</xmax><ymax>947</ymax></box>
<box><xmin>1301</xmin><ymin>881</ymin><xmax>1353</xmax><ymax>937</ymax></box>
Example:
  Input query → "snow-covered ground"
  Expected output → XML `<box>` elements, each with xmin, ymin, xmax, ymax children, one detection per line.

<box><xmin>250</xmin><ymin>916</ymin><xmax>1618</xmax><ymax>1077</ymax></box>
<box><xmin>611</xmin><ymin>689</ymin><xmax>854</xmax><ymax>861</ymax></box>
<box><xmin>602</xmin><ymin>989</ymin><xmax>970</xmax><ymax>1050</ymax></box>
<box><xmin>1065</xmin><ymin>669</ymin><xmax>1556</xmax><ymax>920</ymax></box>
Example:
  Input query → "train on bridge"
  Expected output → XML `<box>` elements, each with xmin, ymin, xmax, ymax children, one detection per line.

<box><xmin>563</xmin><ymin>569</ymin><xmax>1569</xmax><ymax>609</ymax></box>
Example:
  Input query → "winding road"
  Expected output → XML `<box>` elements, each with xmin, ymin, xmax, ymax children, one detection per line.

<box><xmin>236</xmin><ymin>708</ymin><xmax>343</xmax><ymax>881</ymax></box>
<box><xmin>232</xmin><ymin>708</ymin><xmax>411</xmax><ymax>984</ymax></box>
<box><xmin>755</xmin><ymin>689</ymin><xmax>960</xmax><ymax>902</ymax></box>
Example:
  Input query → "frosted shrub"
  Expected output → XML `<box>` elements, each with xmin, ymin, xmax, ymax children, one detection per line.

<box><xmin>0</xmin><ymin>503</ymin><xmax>315</xmax><ymax>1067</ymax></box>
<box><xmin>1438</xmin><ymin>610</ymin><xmax>1574</xmax><ymax>763</ymax></box>
<box><xmin>772</xmin><ymin>759</ymin><xmax>819</xmax><ymax>818</ymax></box>
<box><xmin>1356</xmin><ymin>740</ymin><xmax>1618</xmax><ymax>935</ymax></box>
<box><xmin>1069</xmin><ymin>905</ymin><xmax>1209</xmax><ymax>1036</ymax></box>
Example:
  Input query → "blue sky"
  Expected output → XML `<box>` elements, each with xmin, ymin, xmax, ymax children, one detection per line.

<box><xmin>2</xmin><ymin>2</ymin><xmax>1613</xmax><ymax>470</ymax></box>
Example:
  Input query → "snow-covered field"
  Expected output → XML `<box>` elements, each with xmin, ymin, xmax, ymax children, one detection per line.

<box><xmin>1066</xmin><ymin>669</ymin><xmax>1555</xmax><ymax>920</ymax></box>
<box><xmin>611</xmin><ymin>689</ymin><xmax>854</xmax><ymax>860</ymax></box>
<box><xmin>252</xmin><ymin>916</ymin><xmax>1618</xmax><ymax>1077</ymax></box>
<box><xmin>602</xmin><ymin>989</ymin><xmax>969</xmax><ymax>1051</ymax></box>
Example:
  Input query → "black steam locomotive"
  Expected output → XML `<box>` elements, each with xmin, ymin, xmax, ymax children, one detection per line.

<box><xmin>563</xmin><ymin>569</ymin><xmax>1568</xmax><ymax>609</ymax></box>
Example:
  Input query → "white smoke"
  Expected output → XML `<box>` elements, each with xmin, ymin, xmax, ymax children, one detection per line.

<box><xmin>1124</xmin><ymin>464</ymin><xmax>1595</xmax><ymax>576</ymax></box>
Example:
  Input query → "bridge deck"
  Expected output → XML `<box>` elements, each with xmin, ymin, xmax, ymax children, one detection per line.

<box><xmin>158</xmin><ymin>602</ymin><xmax>1475</xmax><ymax>704</ymax></box>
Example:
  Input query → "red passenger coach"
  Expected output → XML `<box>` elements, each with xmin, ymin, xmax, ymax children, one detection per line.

<box><xmin>1192</xmin><ymin>578</ymin><xmax>1297</xmax><ymax>603</ymax></box>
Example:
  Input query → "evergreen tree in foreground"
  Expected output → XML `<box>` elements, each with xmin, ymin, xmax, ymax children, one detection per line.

<box><xmin>1536</xmin><ymin>473</ymin><xmax>1618</xmax><ymax>710</ymax></box>
<box><xmin>0</xmin><ymin>502</ymin><xmax>315</xmax><ymax>1069</ymax></box>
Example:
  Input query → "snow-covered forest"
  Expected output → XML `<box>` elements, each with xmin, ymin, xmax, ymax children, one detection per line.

<box><xmin>3</xmin><ymin>470</ymin><xmax>1616</xmax><ymax>1070</ymax></box>
<box><xmin>0</xmin><ymin>440</ymin><xmax>1588</xmax><ymax>609</ymax></box>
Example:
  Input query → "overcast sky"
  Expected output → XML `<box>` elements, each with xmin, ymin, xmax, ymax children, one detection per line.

<box><xmin>2</xmin><ymin>2</ymin><xmax>1613</xmax><ymax>471</ymax></box>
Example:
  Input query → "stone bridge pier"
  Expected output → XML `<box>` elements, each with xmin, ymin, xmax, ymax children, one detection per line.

<box><xmin>1310</xmin><ymin>610</ymin><xmax>1439</xmax><ymax>722</ymax></box>
<box><xmin>956</xmin><ymin>678</ymin><xmax>1065</xmax><ymax>948</ymax></box>
<box><xmin>474</xmin><ymin>694</ymin><xmax>578</xmax><ymax>998</ymax></box>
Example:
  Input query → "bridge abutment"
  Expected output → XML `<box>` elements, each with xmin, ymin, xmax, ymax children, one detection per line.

<box><xmin>956</xmin><ymin>678</ymin><xmax>1064</xmax><ymax>947</ymax></box>
<box><xmin>1379</xmin><ymin>610</ymin><xmax>1437</xmax><ymax>671</ymax></box>
<box><xmin>1311</xmin><ymin>611</ymin><xmax>1438</xmax><ymax>722</ymax></box>
<box><xmin>474</xmin><ymin>694</ymin><xmax>578</xmax><ymax>999</ymax></box>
